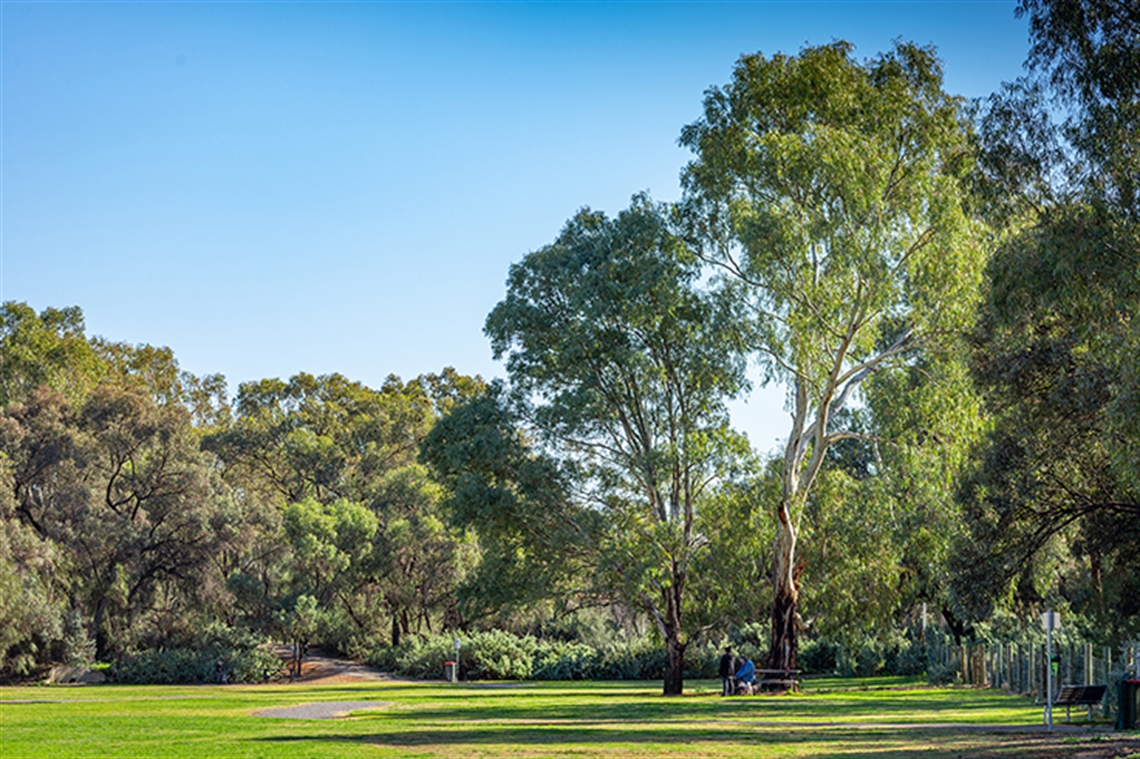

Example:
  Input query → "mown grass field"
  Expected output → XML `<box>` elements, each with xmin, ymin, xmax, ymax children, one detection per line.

<box><xmin>3</xmin><ymin>676</ymin><xmax>1138</xmax><ymax>758</ymax></box>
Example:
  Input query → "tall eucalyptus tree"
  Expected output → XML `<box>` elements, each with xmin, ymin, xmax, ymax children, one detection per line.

<box><xmin>479</xmin><ymin>195</ymin><xmax>752</xmax><ymax>695</ymax></box>
<box><xmin>681</xmin><ymin>41</ymin><xmax>985</xmax><ymax>669</ymax></box>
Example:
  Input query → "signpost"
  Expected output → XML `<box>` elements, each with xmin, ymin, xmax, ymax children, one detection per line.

<box><xmin>1041</xmin><ymin>611</ymin><xmax>1061</xmax><ymax>729</ymax></box>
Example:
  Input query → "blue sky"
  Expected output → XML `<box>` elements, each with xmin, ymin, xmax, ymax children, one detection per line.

<box><xmin>2</xmin><ymin>1</ymin><xmax>1028</xmax><ymax>451</ymax></box>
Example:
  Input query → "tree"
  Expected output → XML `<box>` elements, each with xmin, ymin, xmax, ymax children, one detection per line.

<box><xmin>205</xmin><ymin>370</ymin><xmax>480</xmax><ymax>648</ymax></box>
<box><xmin>680</xmin><ymin>41</ymin><xmax>984</xmax><ymax>670</ymax></box>
<box><xmin>955</xmin><ymin>0</ymin><xmax>1140</xmax><ymax>639</ymax></box>
<box><xmin>371</xmin><ymin>464</ymin><xmax>477</xmax><ymax>646</ymax></box>
<box><xmin>0</xmin><ymin>457</ymin><xmax>73</xmax><ymax>677</ymax></box>
<box><xmin>422</xmin><ymin>383</ymin><xmax>604</xmax><ymax>628</ymax></box>
<box><xmin>1017</xmin><ymin>0</ymin><xmax>1139</xmax><ymax>213</ymax></box>
<box><xmin>471</xmin><ymin>195</ymin><xmax>752</xmax><ymax>695</ymax></box>
<box><xmin>0</xmin><ymin>302</ymin><xmax>105</xmax><ymax>407</ymax></box>
<box><xmin>0</xmin><ymin>386</ymin><xmax>224</xmax><ymax>658</ymax></box>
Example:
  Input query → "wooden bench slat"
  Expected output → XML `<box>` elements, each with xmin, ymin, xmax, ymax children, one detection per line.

<box><xmin>1054</xmin><ymin>684</ymin><xmax>1107</xmax><ymax>706</ymax></box>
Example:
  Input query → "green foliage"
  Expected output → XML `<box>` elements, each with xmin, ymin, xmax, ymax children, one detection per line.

<box><xmin>110</xmin><ymin>644</ymin><xmax>282</xmax><ymax>685</ymax></box>
<box><xmin>1017</xmin><ymin>0</ymin><xmax>1140</xmax><ymax>212</ymax></box>
<box><xmin>367</xmin><ymin>629</ymin><xmax>677</xmax><ymax>682</ymax></box>
<box><xmin>955</xmin><ymin>0</ymin><xmax>1139</xmax><ymax>640</ymax></box>
<box><xmin>206</xmin><ymin>369</ymin><xmax>478</xmax><ymax>649</ymax></box>
<box><xmin>0</xmin><ymin>480</ymin><xmax>69</xmax><ymax>679</ymax></box>
<box><xmin>110</xmin><ymin>648</ymin><xmax>217</xmax><ymax>685</ymax></box>
<box><xmin>798</xmin><ymin>638</ymin><xmax>842</xmax><ymax>675</ymax></box>
<box><xmin>681</xmin><ymin>39</ymin><xmax>985</xmax><ymax>669</ymax></box>
<box><xmin>205</xmin><ymin>371</ymin><xmax>439</xmax><ymax>505</ymax></box>
<box><xmin>468</xmin><ymin>194</ymin><xmax>756</xmax><ymax>693</ymax></box>
<box><xmin>531</xmin><ymin>639</ymin><xmax>600</xmax><ymax>681</ymax></box>
<box><xmin>283</xmin><ymin>497</ymin><xmax>377</xmax><ymax>600</ymax></box>
<box><xmin>0</xmin><ymin>384</ymin><xmax>227</xmax><ymax>660</ymax></box>
<box><xmin>0</xmin><ymin>302</ymin><xmax>105</xmax><ymax>407</ymax></box>
<box><xmin>423</xmin><ymin>384</ymin><xmax>601</xmax><ymax>621</ymax></box>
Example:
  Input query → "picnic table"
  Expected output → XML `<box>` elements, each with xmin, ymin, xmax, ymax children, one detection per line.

<box><xmin>755</xmin><ymin>669</ymin><xmax>801</xmax><ymax>692</ymax></box>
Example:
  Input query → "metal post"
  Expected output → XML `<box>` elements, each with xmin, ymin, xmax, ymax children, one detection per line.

<box><xmin>1041</xmin><ymin>610</ymin><xmax>1060</xmax><ymax>730</ymax></box>
<box><xmin>1030</xmin><ymin>645</ymin><xmax>1036</xmax><ymax>699</ymax></box>
<box><xmin>1047</xmin><ymin>627</ymin><xmax>1054</xmax><ymax>729</ymax></box>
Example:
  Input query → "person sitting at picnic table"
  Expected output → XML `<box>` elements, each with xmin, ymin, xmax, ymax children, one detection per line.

<box><xmin>734</xmin><ymin>656</ymin><xmax>756</xmax><ymax>695</ymax></box>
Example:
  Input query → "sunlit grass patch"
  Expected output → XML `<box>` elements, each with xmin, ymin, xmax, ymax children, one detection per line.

<box><xmin>3</xmin><ymin>678</ymin><xmax>1137</xmax><ymax>759</ymax></box>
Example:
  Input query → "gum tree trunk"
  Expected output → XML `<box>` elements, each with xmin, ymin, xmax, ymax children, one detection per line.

<box><xmin>661</xmin><ymin>565</ymin><xmax>687</xmax><ymax>696</ymax></box>
<box><xmin>768</xmin><ymin>499</ymin><xmax>798</xmax><ymax>671</ymax></box>
<box><xmin>664</xmin><ymin>633</ymin><xmax>686</xmax><ymax>696</ymax></box>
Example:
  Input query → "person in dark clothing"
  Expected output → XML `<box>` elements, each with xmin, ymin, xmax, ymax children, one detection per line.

<box><xmin>718</xmin><ymin>647</ymin><xmax>734</xmax><ymax>696</ymax></box>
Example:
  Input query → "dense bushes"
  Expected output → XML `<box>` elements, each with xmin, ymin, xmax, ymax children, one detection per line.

<box><xmin>110</xmin><ymin>646</ymin><xmax>283</xmax><ymax>685</ymax></box>
<box><xmin>368</xmin><ymin>630</ymin><xmax>686</xmax><ymax>681</ymax></box>
<box><xmin>365</xmin><ymin>631</ymin><xmax>777</xmax><ymax>682</ymax></box>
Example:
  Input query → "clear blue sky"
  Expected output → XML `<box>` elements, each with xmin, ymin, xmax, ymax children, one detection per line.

<box><xmin>2</xmin><ymin>1</ymin><xmax>1028</xmax><ymax>451</ymax></box>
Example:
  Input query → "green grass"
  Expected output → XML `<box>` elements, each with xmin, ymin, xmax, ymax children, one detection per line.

<box><xmin>2</xmin><ymin>677</ymin><xmax>1137</xmax><ymax>758</ymax></box>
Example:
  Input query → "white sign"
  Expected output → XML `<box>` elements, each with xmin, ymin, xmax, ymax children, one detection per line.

<box><xmin>1040</xmin><ymin>611</ymin><xmax>1061</xmax><ymax>631</ymax></box>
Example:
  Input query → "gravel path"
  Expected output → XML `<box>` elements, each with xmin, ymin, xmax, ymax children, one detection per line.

<box><xmin>254</xmin><ymin>701</ymin><xmax>392</xmax><ymax>720</ymax></box>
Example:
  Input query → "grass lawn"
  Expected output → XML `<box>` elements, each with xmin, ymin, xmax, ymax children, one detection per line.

<box><xmin>3</xmin><ymin>676</ymin><xmax>1138</xmax><ymax>758</ymax></box>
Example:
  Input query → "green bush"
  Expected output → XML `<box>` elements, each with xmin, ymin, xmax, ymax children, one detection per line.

<box><xmin>110</xmin><ymin>644</ymin><xmax>282</xmax><ymax>685</ymax></box>
<box><xmin>532</xmin><ymin>639</ymin><xmax>598</xmax><ymax>680</ymax></box>
<box><xmin>466</xmin><ymin>629</ymin><xmax>536</xmax><ymax>680</ymax></box>
<box><xmin>367</xmin><ymin>629</ymin><xmax>781</xmax><ymax>682</ymax></box>
<box><xmin>227</xmin><ymin>646</ymin><xmax>288</xmax><ymax>683</ymax></box>
<box><xmin>111</xmin><ymin>649</ymin><xmax>215</xmax><ymax>684</ymax></box>
<box><xmin>799</xmin><ymin>638</ymin><xmax>841</xmax><ymax>674</ymax></box>
<box><xmin>592</xmin><ymin>637</ymin><xmax>664</xmax><ymax>680</ymax></box>
<box><xmin>369</xmin><ymin>630</ymin><xmax>687</xmax><ymax>681</ymax></box>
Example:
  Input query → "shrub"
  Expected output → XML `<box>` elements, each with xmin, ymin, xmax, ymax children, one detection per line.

<box><xmin>111</xmin><ymin>649</ymin><xmax>215</xmax><ymax>684</ymax></box>
<box><xmin>799</xmin><ymin>638</ymin><xmax>841</xmax><ymax>674</ymax></box>
<box><xmin>110</xmin><ymin>638</ymin><xmax>282</xmax><ymax>685</ymax></box>
<box><xmin>532</xmin><ymin>640</ymin><xmax>598</xmax><ymax>681</ymax></box>
<box><xmin>367</xmin><ymin>629</ymin><xmax>774</xmax><ymax>682</ymax></box>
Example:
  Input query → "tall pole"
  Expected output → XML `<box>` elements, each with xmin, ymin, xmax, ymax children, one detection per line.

<box><xmin>1041</xmin><ymin>610</ymin><xmax>1059</xmax><ymax>730</ymax></box>
<box><xmin>1046</xmin><ymin>624</ymin><xmax>1053</xmax><ymax>730</ymax></box>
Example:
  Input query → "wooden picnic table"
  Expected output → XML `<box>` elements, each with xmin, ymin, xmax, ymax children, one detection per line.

<box><xmin>754</xmin><ymin>669</ymin><xmax>802</xmax><ymax>691</ymax></box>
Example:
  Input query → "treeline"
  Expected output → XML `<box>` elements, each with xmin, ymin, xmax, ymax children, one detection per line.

<box><xmin>1</xmin><ymin>0</ymin><xmax>1137</xmax><ymax>690</ymax></box>
<box><xmin>0</xmin><ymin>307</ymin><xmax>490</xmax><ymax>678</ymax></box>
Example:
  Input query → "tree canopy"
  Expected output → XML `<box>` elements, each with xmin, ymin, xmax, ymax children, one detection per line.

<box><xmin>431</xmin><ymin>196</ymin><xmax>757</xmax><ymax>694</ymax></box>
<box><xmin>680</xmin><ymin>40</ymin><xmax>986</xmax><ymax>669</ymax></box>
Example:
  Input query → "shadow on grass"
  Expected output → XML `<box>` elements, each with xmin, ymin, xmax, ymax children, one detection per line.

<box><xmin>250</xmin><ymin>723</ymin><xmax>1133</xmax><ymax>759</ymax></box>
<box><xmin>381</xmin><ymin>690</ymin><xmax>1030</xmax><ymax>725</ymax></box>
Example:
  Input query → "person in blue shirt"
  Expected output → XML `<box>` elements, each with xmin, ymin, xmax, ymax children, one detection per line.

<box><xmin>734</xmin><ymin>656</ymin><xmax>756</xmax><ymax>695</ymax></box>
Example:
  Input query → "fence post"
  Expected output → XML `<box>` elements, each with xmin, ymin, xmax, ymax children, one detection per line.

<box><xmin>1030</xmin><ymin>644</ymin><xmax>1036</xmax><ymax>699</ymax></box>
<box><xmin>1085</xmin><ymin>642</ymin><xmax>1092</xmax><ymax>685</ymax></box>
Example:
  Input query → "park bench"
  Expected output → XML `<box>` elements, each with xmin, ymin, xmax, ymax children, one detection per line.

<box><xmin>1053</xmin><ymin>684</ymin><xmax>1108</xmax><ymax>723</ymax></box>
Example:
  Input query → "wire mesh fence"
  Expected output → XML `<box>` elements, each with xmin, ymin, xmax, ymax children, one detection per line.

<box><xmin>924</xmin><ymin>630</ymin><xmax>1138</xmax><ymax>721</ymax></box>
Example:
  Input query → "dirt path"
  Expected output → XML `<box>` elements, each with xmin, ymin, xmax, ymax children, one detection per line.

<box><xmin>269</xmin><ymin>645</ymin><xmax>412</xmax><ymax>685</ymax></box>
